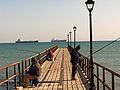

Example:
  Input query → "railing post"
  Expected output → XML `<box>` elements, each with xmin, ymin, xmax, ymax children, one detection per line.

<box><xmin>82</xmin><ymin>59</ymin><xmax>84</xmax><ymax>71</ymax></box>
<box><xmin>85</xmin><ymin>59</ymin><xmax>87</xmax><ymax>75</ymax></box>
<box><xmin>22</xmin><ymin>60</ymin><xmax>24</xmax><ymax>77</ymax></box>
<box><xmin>25</xmin><ymin>60</ymin><xmax>27</xmax><ymax>70</ymax></box>
<box><xmin>87</xmin><ymin>58</ymin><xmax>89</xmax><ymax>78</ymax></box>
<box><xmin>112</xmin><ymin>73</ymin><xmax>114</xmax><ymax>90</ymax></box>
<box><xmin>29</xmin><ymin>59</ymin><xmax>31</xmax><ymax>66</ymax></box>
<box><xmin>14</xmin><ymin>65</ymin><xmax>17</xmax><ymax>89</ymax></box>
<box><xmin>18</xmin><ymin>63</ymin><xmax>21</xmax><ymax>86</ymax></box>
<box><xmin>6</xmin><ymin>68</ymin><xmax>9</xmax><ymax>90</ymax></box>
<box><xmin>88</xmin><ymin>59</ymin><xmax>91</xmax><ymax>80</ymax></box>
<box><xmin>103</xmin><ymin>68</ymin><xmax>105</xmax><ymax>90</ymax></box>
<box><xmin>97</xmin><ymin>65</ymin><xmax>99</xmax><ymax>90</ymax></box>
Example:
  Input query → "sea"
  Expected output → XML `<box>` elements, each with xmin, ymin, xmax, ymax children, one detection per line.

<box><xmin>0</xmin><ymin>41</ymin><xmax>120</xmax><ymax>89</ymax></box>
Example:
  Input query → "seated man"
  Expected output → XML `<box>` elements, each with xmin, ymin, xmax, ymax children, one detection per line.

<box><xmin>24</xmin><ymin>57</ymin><xmax>41</xmax><ymax>88</ymax></box>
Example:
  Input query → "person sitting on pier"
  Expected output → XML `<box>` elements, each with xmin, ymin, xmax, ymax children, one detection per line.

<box><xmin>70</xmin><ymin>45</ymin><xmax>81</xmax><ymax>80</ymax></box>
<box><xmin>24</xmin><ymin>57</ymin><xmax>41</xmax><ymax>88</ymax></box>
<box><xmin>46</xmin><ymin>49</ymin><xmax>54</xmax><ymax>61</ymax></box>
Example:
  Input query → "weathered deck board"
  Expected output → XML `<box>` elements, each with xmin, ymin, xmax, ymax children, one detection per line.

<box><xmin>24</xmin><ymin>48</ymin><xmax>86</xmax><ymax>90</ymax></box>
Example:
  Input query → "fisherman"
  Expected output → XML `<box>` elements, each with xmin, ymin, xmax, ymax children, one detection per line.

<box><xmin>46</xmin><ymin>49</ymin><xmax>54</xmax><ymax>61</ymax></box>
<box><xmin>70</xmin><ymin>45</ymin><xmax>81</xmax><ymax>80</ymax></box>
<box><xmin>24</xmin><ymin>57</ymin><xmax>41</xmax><ymax>87</ymax></box>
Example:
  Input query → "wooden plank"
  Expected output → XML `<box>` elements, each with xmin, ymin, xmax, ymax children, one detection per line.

<box><xmin>68</xmin><ymin>53</ymin><xmax>73</xmax><ymax>90</ymax></box>
<box><xmin>63</xmin><ymin>49</ymin><xmax>69</xmax><ymax>90</ymax></box>
<box><xmin>38</xmin><ymin>48</ymin><xmax>60</xmax><ymax>90</ymax></box>
<box><xmin>46</xmin><ymin>57</ymin><xmax>59</xmax><ymax>89</ymax></box>
<box><xmin>53</xmin><ymin>48</ymin><xmax>63</xmax><ymax>90</ymax></box>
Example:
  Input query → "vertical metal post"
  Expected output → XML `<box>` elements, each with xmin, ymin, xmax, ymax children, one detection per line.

<box><xmin>97</xmin><ymin>65</ymin><xmax>99</xmax><ymax>90</ymax></box>
<box><xmin>74</xmin><ymin>29</ymin><xmax>76</xmax><ymax>48</ymax></box>
<box><xmin>85</xmin><ymin>0</ymin><xmax>95</xmax><ymax>89</ymax></box>
<box><xmin>29</xmin><ymin>59</ymin><xmax>31</xmax><ymax>66</ymax></box>
<box><xmin>112</xmin><ymin>74</ymin><xmax>114</xmax><ymax>90</ymax></box>
<box><xmin>85</xmin><ymin>59</ymin><xmax>87</xmax><ymax>75</ymax></box>
<box><xmin>6</xmin><ymin>68</ymin><xmax>9</xmax><ymax>90</ymax></box>
<box><xmin>103</xmin><ymin>68</ymin><xmax>105</xmax><ymax>90</ymax></box>
<box><xmin>18</xmin><ymin>63</ymin><xmax>21</xmax><ymax>86</ymax></box>
<box><xmin>67</xmin><ymin>34</ymin><xmax>69</xmax><ymax>47</ymax></box>
<box><xmin>69</xmin><ymin>31</ymin><xmax>72</xmax><ymax>47</ymax></box>
<box><xmin>14</xmin><ymin>65</ymin><xmax>17</xmax><ymax>89</ymax></box>
<box><xmin>88</xmin><ymin>60</ymin><xmax>91</xmax><ymax>81</ymax></box>
<box><xmin>73</xmin><ymin>26</ymin><xmax>77</xmax><ymax>48</ymax></box>
<box><xmin>25</xmin><ymin>60</ymin><xmax>27</xmax><ymax>73</ymax></box>
<box><xmin>25</xmin><ymin>60</ymin><xmax>27</xmax><ymax>69</ymax></box>
<box><xmin>89</xmin><ymin>11</ymin><xmax>94</xmax><ymax>90</ymax></box>
<box><xmin>22</xmin><ymin>60</ymin><xmax>24</xmax><ymax>77</ymax></box>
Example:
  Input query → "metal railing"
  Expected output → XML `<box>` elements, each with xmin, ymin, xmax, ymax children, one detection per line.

<box><xmin>94</xmin><ymin>62</ymin><xmax>120</xmax><ymax>90</ymax></box>
<box><xmin>0</xmin><ymin>62</ymin><xmax>20</xmax><ymax>90</ymax></box>
<box><xmin>79</xmin><ymin>54</ymin><xmax>91</xmax><ymax>81</ymax></box>
<box><xmin>0</xmin><ymin>45</ymin><xmax>58</xmax><ymax>90</ymax></box>
<box><xmin>78</xmin><ymin>53</ymin><xmax>120</xmax><ymax>90</ymax></box>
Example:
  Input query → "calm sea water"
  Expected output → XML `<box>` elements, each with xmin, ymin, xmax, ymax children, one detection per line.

<box><xmin>0</xmin><ymin>41</ymin><xmax>120</xmax><ymax>89</ymax></box>
<box><xmin>0</xmin><ymin>42</ymin><xmax>67</xmax><ymax>67</ymax></box>
<box><xmin>0</xmin><ymin>41</ymin><xmax>120</xmax><ymax>72</ymax></box>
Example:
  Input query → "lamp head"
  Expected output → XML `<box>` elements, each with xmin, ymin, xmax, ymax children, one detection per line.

<box><xmin>73</xmin><ymin>26</ymin><xmax>77</xmax><ymax>31</ymax></box>
<box><xmin>85</xmin><ymin>0</ymin><xmax>95</xmax><ymax>12</ymax></box>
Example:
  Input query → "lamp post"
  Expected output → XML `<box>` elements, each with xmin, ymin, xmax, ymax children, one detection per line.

<box><xmin>85</xmin><ymin>0</ymin><xmax>95</xmax><ymax>90</ymax></box>
<box><xmin>73</xmin><ymin>26</ymin><xmax>77</xmax><ymax>48</ymax></box>
<box><xmin>69</xmin><ymin>31</ymin><xmax>72</xmax><ymax>47</ymax></box>
<box><xmin>67</xmin><ymin>34</ymin><xmax>69</xmax><ymax>47</ymax></box>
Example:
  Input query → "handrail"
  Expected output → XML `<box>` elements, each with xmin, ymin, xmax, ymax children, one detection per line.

<box><xmin>94</xmin><ymin>62</ymin><xmax>120</xmax><ymax>78</ymax></box>
<box><xmin>77</xmin><ymin>53</ymin><xmax>120</xmax><ymax>90</ymax></box>
<box><xmin>0</xmin><ymin>62</ymin><xmax>20</xmax><ymax>90</ymax></box>
<box><xmin>0</xmin><ymin>45</ymin><xmax>58</xmax><ymax>90</ymax></box>
<box><xmin>94</xmin><ymin>62</ymin><xmax>120</xmax><ymax>90</ymax></box>
<box><xmin>0</xmin><ymin>62</ymin><xmax>20</xmax><ymax>71</ymax></box>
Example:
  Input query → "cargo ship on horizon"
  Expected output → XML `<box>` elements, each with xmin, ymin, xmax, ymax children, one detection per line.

<box><xmin>15</xmin><ymin>39</ymin><xmax>38</xmax><ymax>43</ymax></box>
<box><xmin>51</xmin><ymin>38</ymin><xmax>66</xmax><ymax>42</ymax></box>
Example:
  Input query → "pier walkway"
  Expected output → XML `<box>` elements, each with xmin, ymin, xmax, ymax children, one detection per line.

<box><xmin>24</xmin><ymin>48</ymin><xmax>85</xmax><ymax>90</ymax></box>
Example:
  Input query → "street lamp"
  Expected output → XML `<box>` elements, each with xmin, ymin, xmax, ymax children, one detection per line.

<box><xmin>73</xmin><ymin>26</ymin><xmax>77</xmax><ymax>48</ymax></box>
<box><xmin>85</xmin><ymin>0</ymin><xmax>95</xmax><ymax>90</ymax></box>
<box><xmin>69</xmin><ymin>31</ymin><xmax>72</xmax><ymax>47</ymax></box>
<box><xmin>67</xmin><ymin>34</ymin><xmax>69</xmax><ymax>47</ymax></box>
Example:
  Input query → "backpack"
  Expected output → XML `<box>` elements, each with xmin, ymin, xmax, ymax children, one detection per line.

<box><xmin>28</xmin><ymin>64</ymin><xmax>37</xmax><ymax>76</ymax></box>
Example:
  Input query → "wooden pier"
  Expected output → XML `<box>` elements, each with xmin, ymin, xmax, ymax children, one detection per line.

<box><xmin>1</xmin><ymin>45</ymin><xmax>120</xmax><ymax>90</ymax></box>
<box><xmin>23</xmin><ymin>48</ymin><xmax>85</xmax><ymax>90</ymax></box>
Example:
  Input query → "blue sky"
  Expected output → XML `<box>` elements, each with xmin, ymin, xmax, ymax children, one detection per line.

<box><xmin>0</xmin><ymin>0</ymin><xmax>120</xmax><ymax>43</ymax></box>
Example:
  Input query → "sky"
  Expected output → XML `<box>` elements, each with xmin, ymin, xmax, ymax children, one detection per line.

<box><xmin>0</xmin><ymin>0</ymin><xmax>120</xmax><ymax>43</ymax></box>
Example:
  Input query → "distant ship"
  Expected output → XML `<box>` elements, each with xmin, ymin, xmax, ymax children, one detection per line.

<box><xmin>15</xmin><ymin>39</ymin><xmax>38</xmax><ymax>43</ymax></box>
<box><xmin>51</xmin><ymin>38</ymin><xmax>66</xmax><ymax>42</ymax></box>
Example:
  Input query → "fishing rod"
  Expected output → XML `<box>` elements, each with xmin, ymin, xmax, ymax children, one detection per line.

<box><xmin>87</xmin><ymin>37</ymin><xmax>120</xmax><ymax>57</ymax></box>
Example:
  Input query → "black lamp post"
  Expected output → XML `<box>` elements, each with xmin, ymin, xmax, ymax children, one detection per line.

<box><xmin>73</xmin><ymin>26</ymin><xmax>77</xmax><ymax>48</ymax></box>
<box><xmin>67</xmin><ymin>34</ymin><xmax>69</xmax><ymax>47</ymax></box>
<box><xmin>69</xmin><ymin>31</ymin><xmax>72</xmax><ymax>47</ymax></box>
<box><xmin>85</xmin><ymin>0</ymin><xmax>95</xmax><ymax>90</ymax></box>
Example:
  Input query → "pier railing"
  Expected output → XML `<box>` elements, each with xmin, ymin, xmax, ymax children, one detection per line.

<box><xmin>78</xmin><ymin>54</ymin><xmax>120</xmax><ymax>90</ymax></box>
<box><xmin>0</xmin><ymin>62</ymin><xmax>21</xmax><ymax>90</ymax></box>
<box><xmin>0</xmin><ymin>45</ymin><xmax>58</xmax><ymax>90</ymax></box>
<box><xmin>94</xmin><ymin>62</ymin><xmax>120</xmax><ymax>90</ymax></box>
